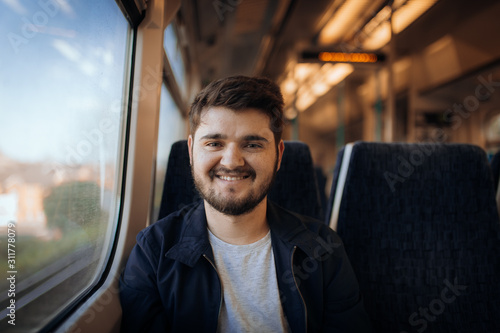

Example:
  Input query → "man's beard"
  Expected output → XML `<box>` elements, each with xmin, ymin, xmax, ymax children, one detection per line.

<box><xmin>191</xmin><ymin>157</ymin><xmax>278</xmax><ymax>216</ymax></box>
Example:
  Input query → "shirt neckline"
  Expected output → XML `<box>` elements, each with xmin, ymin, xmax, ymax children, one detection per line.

<box><xmin>208</xmin><ymin>228</ymin><xmax>271</xmax><ymax>252</ymax></box>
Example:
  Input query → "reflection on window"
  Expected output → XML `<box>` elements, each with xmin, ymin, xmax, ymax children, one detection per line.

<box><xmin>164</xmin><ymin>23</ymin><xmax>186</xmax><ymax>94</ymax></box>
<box><xmin>153</xmin><ymin>84</ymin><xmax>186</xmax><ymax>221</ymax></box>
<box><xmin>0</xmin><ymin>0</ymin><xmax>130</xmax><ymax>331</ymax></box>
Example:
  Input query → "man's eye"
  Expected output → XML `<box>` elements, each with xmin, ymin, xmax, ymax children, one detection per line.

<box><xmin>246</xmin><ymin>143</ymin><xmax>263</xmax><ymax>149</ymax></box>
<box><xmin>206</xmin><ymin>142</ymin><xmax>221</xmax><ymax>147</ymax></box>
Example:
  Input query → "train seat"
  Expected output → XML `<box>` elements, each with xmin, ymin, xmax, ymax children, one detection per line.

<box><xmin>326</xmin><ymin>141</ymin><xmax>500</xmax><ymax>332</ymax></box>
<box><xmin>157</xmin><ymin>140</ymin><xmax>324</xmax><ymax>221</ymax></box>
<box><xmin>490</xmin><ymin>150</ymin><xmax>500</xmax><ymax>192</ymax></box>
<box><xmin>157</xmin><ymin>140</ymin><xmax>199</xmax><ymax>219</ymax></box>
<box><xmin>325</xmin><ymin>145</ymin><xmax>348</xmax><ymax>229</ymax></box>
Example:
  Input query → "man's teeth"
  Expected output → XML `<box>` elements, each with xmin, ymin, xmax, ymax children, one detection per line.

<box><xmin>218</xmin><ymin>175</ymin><xmax>247</xmax><ymax>181</ymax></box>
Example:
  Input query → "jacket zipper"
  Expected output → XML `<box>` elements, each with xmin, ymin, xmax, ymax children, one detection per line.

<box><xmin>291</xmin><ymin>246</ymin><xmax>308</xmax><ymax>332</ymax></box>
<box><xmin>203</xmin><ymin>254</ymin><xmax>222</xmax><ymax>332</ymax></box>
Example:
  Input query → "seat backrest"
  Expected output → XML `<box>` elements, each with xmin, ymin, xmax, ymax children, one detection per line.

<box><xmin>325</xmin><ymin>145</ymin><xmax>348</xmax><ymax>229</ymax></box>
<box><xmin>157</xmin><ymin>140</ymin><xmax>200</xmax><ymax>220</ymax></box>
<box><xmin>490</xmin><ymin>150</ymin><xmax>500</xmax><ymax>192</ymax></box>
<box><xmin>314</xmin><ymin>165</ymin><xmax>327</xmax><ymax>218</ymax></box>
<box><xmin>158</xmin><ymin>140</ymin><xmax>323</xmax><ymax>220</ymax></box>
<box><xmin>328</xmin><ymin>141</ymin><xmax>500</xmax><ymax>332</ymax></box>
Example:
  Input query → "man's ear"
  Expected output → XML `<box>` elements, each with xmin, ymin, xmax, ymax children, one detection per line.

<box><xmin>187</xmin><ymin>135</ymin><xmax>193</xmax><ymax>165</ymax></box>
<box><xmin>276</xmin><ymin>140</ymin><xmax>285</xmax><ymax>171</ymax></box>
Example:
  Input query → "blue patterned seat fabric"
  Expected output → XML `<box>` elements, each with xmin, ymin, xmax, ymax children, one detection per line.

<box><xmin>328</xmin><ymin>141</ymin><xmax>500</xmax><ymax>332</ymax></box>
<box><xmin>158</xmin><ymin>140</ymin><xmax>323</xmax><ymax>221</ymax></box>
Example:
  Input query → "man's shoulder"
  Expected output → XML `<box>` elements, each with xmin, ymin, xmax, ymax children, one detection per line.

<box><xmin>269</xmin><ymin>201</ymin><xmax>333</xmax><ymax>233</ymax></box>
<box><xmin>268</xmin><ymin>201</ymin><xmax>341</xmax><ymax>246</ymax></box>
<box><xmin>137</xmin><ymin>201</ymin><xmax>203</xmax><ymax>247</ymax></box>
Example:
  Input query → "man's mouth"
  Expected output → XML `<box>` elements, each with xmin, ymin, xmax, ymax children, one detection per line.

<box><xmin>211</xmin><ymin>166</ymin><xmax>255</xmax><ymax>181</ymax></box>
<box><xmin>216</xmin><ymin>175</ymin><xmax>250</xmax><ymax>181</ymax></box>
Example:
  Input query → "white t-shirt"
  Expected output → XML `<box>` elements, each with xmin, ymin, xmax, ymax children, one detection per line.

<box><xmin>208</xmin><ymin>229</ymin><xmax>289</xmax><ymax>333</ymax></box>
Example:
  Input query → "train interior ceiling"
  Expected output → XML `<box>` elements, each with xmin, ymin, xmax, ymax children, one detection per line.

<box><xmin>181</xmin><ymin>0</ymin><xmax>500</xmax><ymax>173</ymax></box>
<box><xmin>2</xmin><ymin>0</ymin><xmax>500</xmax><ymax>332</ymax></box>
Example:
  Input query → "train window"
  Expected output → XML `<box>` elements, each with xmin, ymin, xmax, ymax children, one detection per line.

<box><xmin>164</xmin><ymin>23</ymin><xmax>186</xmax><ymax>96</ymax></box>
<box><xmin>0</xmin><ymin>0</ymin><xmax>131</xmax><ymax>331</ymax></box>
<box><xmin>152</xmin><ymin>84</ymin><xmax>186</xmax><ymax>220</ymax></box>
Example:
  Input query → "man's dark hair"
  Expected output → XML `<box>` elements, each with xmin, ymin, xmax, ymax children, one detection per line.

<box><xmin>189</xmin><ymin>75</ymin><xmax>285</xmax><ymax>145</ymax></box>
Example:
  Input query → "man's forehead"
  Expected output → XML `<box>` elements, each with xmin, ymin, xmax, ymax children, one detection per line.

<box><xmin>195</xmin><ymin>107</ymin><xmax>274</xmax><ymax>139</ymax></box>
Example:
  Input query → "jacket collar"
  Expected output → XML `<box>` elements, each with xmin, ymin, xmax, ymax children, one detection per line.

<box><xmin>164</xmin><ymin>201</ymin><xmax>213</xmax><ymax>267</ymax></box>
<box><xmin>165</xmin><ymin>200</ymin><xmax>327</xmax><ymax>266</ymax></box>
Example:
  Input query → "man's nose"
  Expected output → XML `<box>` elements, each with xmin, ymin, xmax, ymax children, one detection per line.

<box><xmin>220</xmin><ymin>144</ymin><xmax>245</xmax><ymax>169</ymax></box>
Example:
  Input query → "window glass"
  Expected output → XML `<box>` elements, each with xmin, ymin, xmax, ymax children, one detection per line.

<box><xmin>164</xmin><ymin>23</ymin><xmax>186</xmax><ymax>95</ymax></box>
<box><xmin>152</xmin><ymin>84</ymin><xmax>186</xmax><ymax>221</ymax></box>
<box><xmin>0</xmin><ymin>1</ymin><xmax>130</xmax><ymax>331</ymax></box>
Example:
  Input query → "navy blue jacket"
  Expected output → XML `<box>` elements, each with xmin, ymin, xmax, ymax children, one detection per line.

<box><xmin>119</xmin><ymin>201</ymin><xmax>371</xmax><ymax>332</ymax></box>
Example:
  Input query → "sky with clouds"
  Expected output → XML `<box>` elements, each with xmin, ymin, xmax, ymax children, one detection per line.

<box><xmin>0</xmin><ymin>0</ymin><xmax>130</xmax><ymax>164</ymax></box>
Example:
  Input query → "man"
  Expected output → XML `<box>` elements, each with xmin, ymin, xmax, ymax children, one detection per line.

<box><xmin>119</xmin><ymin>76</ymin><xmax>371</xmax><ymax>332</ymax></box>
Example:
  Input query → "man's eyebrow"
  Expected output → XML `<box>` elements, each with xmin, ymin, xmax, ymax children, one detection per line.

<box><xmin>200</xmin><ymin>133</ymin><xmax>227</xmax><ymax>140</ymax></box>
<box><xmin>199</xmin><ymin>133</ymin><xmax>270</xmax><ymax>142</ymax></box>
<box><xmin>243</xmin><ymin>135</ymin><xmax>269</xmax><ymax>142</ymax></box>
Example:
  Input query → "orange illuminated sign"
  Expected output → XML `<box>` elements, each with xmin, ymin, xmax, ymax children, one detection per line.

<box><xmin>302</xmin><ymin>51</ymin><xmax>385</xmax><ymax>63</ymax></box>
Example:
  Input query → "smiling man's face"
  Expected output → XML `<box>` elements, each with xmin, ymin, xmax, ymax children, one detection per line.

<box><xmin>188</xmin><ymin>106</ymin><xmax>284</xmax><ymax>216</ymax></box>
